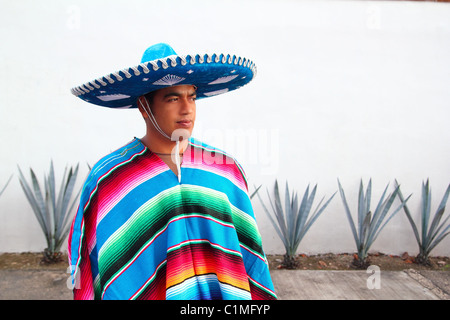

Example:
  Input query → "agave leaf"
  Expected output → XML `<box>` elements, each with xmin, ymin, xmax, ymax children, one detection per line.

<box><xmin>30</xmin><ymin>169</ymin><xmax>46</xmax><ymax>215</ymax></box>
<box><xmin>299</xmin><ymin>191</ymin><xmax>336</xmax><ymax>247</ymax></box>
<box><xmin>426</xmin><ymin>210</ymin><xmax>450</xmax><ymax>252</ymax></box>
<box><xmin>30</xmin><ymin>168</ymin><xmax>52</xmax><ymax>236</ymax></box>
<box><xmin>44</xmin><ymin>177</ymin><xmax>55</xmax><ymax>250</ymax></box>
<box><xmin>60</xmin><ymin>188</ymin><xmax>82</xmax><ymax>238</ymax></box>
<box><xmin>57</xmin><ymin>213</ymin><xmax>80</xmax><ymax>250</ymax></box>
<box><xmin>17</xmin><ymin>166</ymin><xmax>47</xmax><ymax>234</ymax></box>
<box><xmin>337</xmin><ymin>180</ymin><xmax>358</xmax><ymax>241</ymax></box>
<box><xmin>367</xmin><ymin>187</ymin><xmax>402</xmax><ymax>255</ymax></box>
<box><xmin>357</xmin><ymin>180</ymin><xmax>366</xmax><ymax>244</ymax></box>
<box><xmin>426</xmin><ymin>206</ymin><xmax>445</xmax><ymax>247</ymax></box>
<box><xmin>369</xmin><ymin>183</ymin><xmax>390</xmax><ymax>233</ymax></box>
<box><xmin>48</xmin><ymin>160</ymin><xmax>56</xmax><ymax>222</ymax></box>
<box><xmin>57</xmin><ymin>191</ymin><xmax>83</xmax><ymax>248</ymax></box>
<box><xmin>293</xmin><ymin>190</ymin><xmax>311</xmax><ymax>248</ymax></box>
<box><xmin>58</xmin><ymin>165</ymin><xmax>79</xmax><ymax>229</ymax></box>
<box><xmin>368</xmin><ymin>193</ymin><xmax>410</xmax><ymax>250</ymax></box>
<box><xmin>249</xmin><ymin>184</ymin><xmax>262</xmax><ymax>199</ymax></box>
<box><xmin>257</xmin><ymin>188</ymin><xmax>288</xmax><ymax>250</ymax></box>
<box><xmin>284</xmin><ymin>182</ymin><xmax>295</xmax><ymax>250</ymax></box>
<box><xmin>311</xmin><ymin>191</ymin><xmax>337</xmax><ymax>220</ymax></box>
<box><xmin>304</xmin><ymin>194</ymin><xmax>326</xmax><ymax>237</ymax></box>
<box><xmin>272</xmin><ymin>181</ymin><xmax>288</xmax><ymax>241</ymax></box>
<box><xmin>295</xmin><ymin>185</ymin><xmax>314</xmax><ymax>243</ymax></box>
<box><xmin>360</xmin><ymin>211</ymin><xmax>371</xmax><ymax>250</ymax></box>
<box><xmin>395</xmin><ymin>180</ymin><xmax>421</xmax><ymax>247</ymax></box>
<box><xmin>47</xmin><ymin>164</ymin><xmax>57</xmax><ymax>227</ymax></box>
<box><xmin>54</xmin><ymin>164</ymin><xmax>80</xmax><ymax>243</ymax></box>
<box><xmin>66</xmin><ymin>184</ymin><xmax>82</xmax><ymax>220</ymax></box>
<box><xmin>364</xmin><ymin>179</ymin><xmax>372</xmax><ymax>222</ymax></box>
<box><xmin>431</xmin><ymin>212</ymin><xmax>450</xmax><ymax>239</ymax></box>
<box><xmin>367</xmin><ymin>187</ymin><xmax>402</xmax><ymax>246</ymax></box>
<box><xmin>298</xmin><ymin>185</ymin><xmax>310</xmax><ymax>222</ymax></box>
<box><xmin>0</xmin><ymin>175</ymin><xmax>13</xmax><ymax>197</ymax></box>
<box><xmin>426</xmin><ymin>184</ymin><xmax>450</xmax><ymax>244</ymax></box>
<box><xmin>427</xmin><ymin>226</ymin><xmax>450</xmax><ymax>253</ymax></box>
<box><xmin>421</xmin><ymin>180</ymin><xmax>432</xmax><ymax>246</ymax></box>
<box><xmin>360</xmin><ymin>213</ymin><xmax>372</xmax><ymax>259</ymax></box>
<box><xmin>309</xmin><ymin>194</ymin><xmax>325</xmax><ymax>220</ymax></box>
<box><xmin>435</xmin><ymin>184</ymin><xmax>450</xmax><ymax>217</ymax></box>
<box><xmin>55</xmin><ymin>166</ymin><xmax>69</xmax><ymax>228</ymax></box>
<box><xmin>291</xmin><ymin>191</ymin><xmax>299</xmax><ymax>227</ymax></box>
<box><xmin>338</xmin><ymin>179</ymin><xmax>360</xmax><ymax>247</ymax></box>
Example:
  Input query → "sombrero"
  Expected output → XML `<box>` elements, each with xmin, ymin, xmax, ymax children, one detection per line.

<box><xmin>71</xmin><ymin>43</ymin><xmax>257</xmax><ymax>109</ymax></box>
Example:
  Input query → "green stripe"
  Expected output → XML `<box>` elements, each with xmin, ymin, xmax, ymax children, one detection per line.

<box><xmin>230</xmin><ymin>205</ymin><xmax>263</xmax><ymax>252</ymax></box>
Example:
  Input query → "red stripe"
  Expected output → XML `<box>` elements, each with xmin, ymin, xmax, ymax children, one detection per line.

<box><xmin>166</xmin><ymin>241</ymin><xmax>250</xmax><ymax>291</ymax></box>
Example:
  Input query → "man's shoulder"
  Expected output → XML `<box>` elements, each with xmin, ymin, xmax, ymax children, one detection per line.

<box><xmin>88</xmin><ymin>138</ymin><xmax>146</xmax><ymax>181</ymax></box>
<box><xmin>188</xmin><ymin>137</ymin><xmax>248</xmax><ymax>186</ymax></box>
<box><xmin>188</xmin><ymin>138</ymin><xmax>234</xmax><ymax>161</ymax></box>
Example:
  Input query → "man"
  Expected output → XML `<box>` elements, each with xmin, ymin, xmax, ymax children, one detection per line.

<box><xmin>68</xmin><ymin>43</ymin><xmax>276</xmax><ymax>300</ymax></box>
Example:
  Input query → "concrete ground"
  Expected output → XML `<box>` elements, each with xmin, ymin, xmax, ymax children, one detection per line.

<box><xmin>271</xmin><ymin>269</ymin><xmax>449</xmax><ymax>300</ymax></box>
<box><xmin>0</xmin><ymin>269</ymin><xmax>448</xmax><ymax>300</ymax></box>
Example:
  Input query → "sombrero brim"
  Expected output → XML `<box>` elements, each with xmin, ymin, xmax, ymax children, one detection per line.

<box><xmin>71</xmin><ymin>53</ymin><xmax>257</xmax><ymax>109</ymax></box>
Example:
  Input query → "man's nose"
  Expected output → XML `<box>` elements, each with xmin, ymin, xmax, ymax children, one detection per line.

<box><xmin>180</xmin><ymin>97</ymin><xmax>195</xmax><ymax>114</ymax></box>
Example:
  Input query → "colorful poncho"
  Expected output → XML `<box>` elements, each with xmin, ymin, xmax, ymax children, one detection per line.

<box><xmin>68</xmin><ymin>137</ymin><xmax>277</xmax><ymax>300</ymax></box>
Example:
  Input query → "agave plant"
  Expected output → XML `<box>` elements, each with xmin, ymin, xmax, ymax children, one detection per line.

<box><xmin>17</xmin><ymin>161</ymin><xmax>81</xmax><ymax>263</ymax></box>
<box><xmin>0</xmin><ymin>175</ymin><xmax>13</xmax><ymax>198</ymax></box>
<box><xmin>337</xmin><ymin>179</ymin><xmax>410</xmax><ymax>269</ymax></box>
<box><xmin>257</xmin><ymin>180</ymin><xmax>336</xmax><ymax>269</ymax></box>
<box><xmin>250</xmin><ymin>184</ymin><xmax>262</xmax><ymax>200</ymax></box>
<box><xmin>395</xmin><ymin>179</ymin><xmax>450</xmax><ymax>266</ymax></box>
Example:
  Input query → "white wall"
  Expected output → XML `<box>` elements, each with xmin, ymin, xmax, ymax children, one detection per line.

<box><xmin>0</xmin><ymin>0</ymin><xmax>449</xmax><ymax>256</ymax></box>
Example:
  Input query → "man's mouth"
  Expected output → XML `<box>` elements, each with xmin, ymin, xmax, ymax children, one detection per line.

<box><xmin>176</xmin><ymin>120</ymin><xmax>192</xmax><ymax>128</ymax></box>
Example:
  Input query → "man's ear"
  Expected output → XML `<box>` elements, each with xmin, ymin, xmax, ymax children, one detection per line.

<box><xmin>137</xmin><ymin>96</ymin><xmax>148</xmax><ymax>118</ymax></box>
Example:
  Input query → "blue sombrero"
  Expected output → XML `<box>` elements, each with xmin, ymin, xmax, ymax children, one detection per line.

<box><xmin>71</xmin><ymin>43</ymin><xmax>257</xmax><ymax>109</ymax></box>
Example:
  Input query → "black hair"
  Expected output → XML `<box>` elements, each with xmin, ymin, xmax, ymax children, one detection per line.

<box><xmin>143</xmin><ymin>91</ymin><xmax>156</xmax><ymax>105</ymax></box>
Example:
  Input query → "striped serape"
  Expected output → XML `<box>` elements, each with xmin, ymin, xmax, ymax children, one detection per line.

<box><xmin>68</xmin><ymin>137</ymin><xmax>277</xmax><ymax>300</ymax></box>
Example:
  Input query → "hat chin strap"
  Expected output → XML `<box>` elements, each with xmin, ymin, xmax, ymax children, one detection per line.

<box><xmin>139</xmin><ymin>97</ymin><xmax>184</xmax><ymax>183</ymax></box>
<box><xmin>139</xmin><ymin>97</ymin><xmax>172</xmax><ymax>140</ymax></box>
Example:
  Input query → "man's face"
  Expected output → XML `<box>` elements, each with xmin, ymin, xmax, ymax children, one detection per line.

<box><xmin>145</xmin><ymin>85</ymin><xmax>197</xmax><ymax>138</ymax></box>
